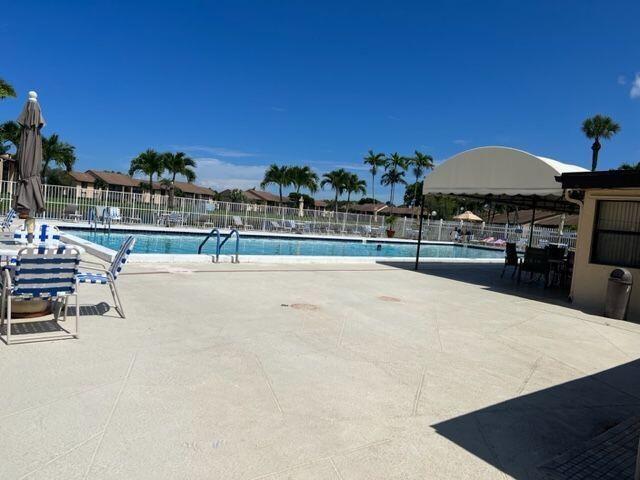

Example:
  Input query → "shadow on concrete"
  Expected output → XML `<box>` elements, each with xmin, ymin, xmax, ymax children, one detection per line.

<box><xmin>430</xmin><ymin>359</ymin><xmax>640</xmax><ymax>479</ymax></box>
<box><xmin>66</xmin><ymin>301</ymin><xmax>112</xmax><ymax>317</ymax></box>
<box><xmin>379</xmin><ymin>262</ymin><xmax>576</xmax><ymax>308</ymax></box>
<box><xmin>380</xmin><ymin>262</ymin><xmax>640</xmax><ymax>477</ymax></box>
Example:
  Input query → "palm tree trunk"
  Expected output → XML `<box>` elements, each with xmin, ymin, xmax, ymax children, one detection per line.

<box><xmin>414</xmin><ymin>175</ymin><xmax>420</xmax><ymax>218</ymax></box>
<box><xmin>389</xmin><ymin>184</ymin><xmax>394</xmax><ymax>206</ymax></box>
<box><xmin>334</xmin><ymin>191</ymin><xmax>339</xmax><ymax>215</ymax></box>
<box><xmin>371</xmin><ymin>173</ymin><xmax>375</xmax><ymax>204</ymax></box>
<box><xmin>169</xmin><ymin>172</ymin><xmax>177</xmax><ymax>208</ymax></box>
<box><xmin>591</xmin><ymin>139</ymin><xmax>601</xmax><ymax>172</ymax></box>
<box><xmin>41</xmin><ymin>159</ymin><xmax>50</xmax><ymax>182</ymax></box>
<box><xmin>278</xmin><ymin>185</ymin><xmax>283</xmax><ymax>205</ymax></box>
<box><xmin>346</xmin><ymin>192</ymin><xmax>351</xmax><ymax>214</ymax></box>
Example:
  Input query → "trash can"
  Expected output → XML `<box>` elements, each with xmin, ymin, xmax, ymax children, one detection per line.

<box><xmin>604</xmin><ymin>268</ymin><xmax>633</xmax><ymax>320</ymax></box>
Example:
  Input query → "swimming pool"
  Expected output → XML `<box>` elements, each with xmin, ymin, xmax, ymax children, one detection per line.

<box><xmin>63</xmin><ymin>229</ymin><xmax>504</xmax><ymax>259</ymax></box>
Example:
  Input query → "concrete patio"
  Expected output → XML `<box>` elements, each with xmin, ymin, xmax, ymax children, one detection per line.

<box><xmin>1</xmin><ymin>262</ymin><xmax>639</xmax><ymax>479</ymax></box>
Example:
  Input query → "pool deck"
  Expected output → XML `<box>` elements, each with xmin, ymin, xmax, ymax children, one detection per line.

<box><xmin>2</xmin><ymin>262</ymin><xmax>639</xmax><ymax>479</ymax></box>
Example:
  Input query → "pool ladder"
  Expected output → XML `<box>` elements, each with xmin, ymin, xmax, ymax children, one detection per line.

<box><xmin>88</xmin><ymin>207</ymin><xmax>112</xmax><ymax>233</ymax></box>
<box><xmin>198</xmin><ymin>228</ymin><xmax>240</xmax><ymax>263</ymax></box>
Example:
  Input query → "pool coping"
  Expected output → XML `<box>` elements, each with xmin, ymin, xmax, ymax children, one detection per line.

<box><xmin>61</xmin><ymin>232</ymin><xmax>505</xmax><ymax>265</ymax></box>
<box><xmin>54</xmin><ymin>220</ymin><xmax>504</xmax><ymax>252</ymax></box>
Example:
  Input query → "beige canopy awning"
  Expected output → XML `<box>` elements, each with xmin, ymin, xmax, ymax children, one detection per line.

<box><xmin>422</xmin><ymin>146</ymin><xmax>587</xmax><ymax>211</ymax></box>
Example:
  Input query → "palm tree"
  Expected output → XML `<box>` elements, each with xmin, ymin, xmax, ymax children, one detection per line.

<box><xmin>289</xmin><ymin>165</ymin><xmax>319</xmax><ymax>194</ymax></box>
<box><xmin>409</xmin><ymin>150</ymin><xmax>434</xmax><ymax>207</ymax></box>
<box><xmin>0</xmin><ymin>121</ymin><xmax>20</xmax><ymax>153</ymax></box>
<box><xmin>321</xmin><ymin>168</ymin><xmax>349</xmax><ymax>214</ymax></box>
<box><xmin>41</xmin><ymin>134</ymin><xmax>76</xmax><ymax>181</ymax></box>
<box><xmin>581</xmin><ymin>114</ymin><xmax>621</xmax><ymax>171</ymax></box>
<box><xmin>363</xmin><ymin>150</ymin><xmax>386</xmax><ymax>204</ymax></box>
<box><xmin>129</xmin><ymin>149</ymin><xmax>165</xmax><ymax>192</ymax></box>
<box><xmin>386</xmin><ymin>152</ymin><xmax>408</xmax><ymax>170</ymax></box>
<box><xmin>164</xmin><ymin>151</ymin><xmax>196</xmax><ymax>207</ymax></box>
<box><xmin>0</xmin><ymin>78</ymin><xmax>16</xmax><ymax>101</ymax></box>
<box><xmin>260</xmin><ymin>164</ymin><xmax>292</xmax><ymax>205</ymax></box>
<box><xmin>381</xmin><ymin>167</ymin><xmax>406</xmax><ymax>206</ymax></box>
<box><xmin>344</xmin><ymin>173</ymin><xmax>366</xmax><ymax>213</ymax></box>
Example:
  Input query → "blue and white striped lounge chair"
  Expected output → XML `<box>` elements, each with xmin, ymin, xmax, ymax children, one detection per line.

<box><xmin>1</xmin><ymin>209</ymin><xmax>16</xmax><ymax>231</ymax></box>
<box><xmin>1</xmin><ymin>245</ymin><xmax>80</xmax><ymax>344</ymax></box>
<box><xmin>13</xmin><ymin>224</ymin><xmax>61</xmax><ymax>246</ymax></box>
<box><xmin>76</xmin><ymin>236</ymin><xmax>135</xmax><ymax>318</ymax></box>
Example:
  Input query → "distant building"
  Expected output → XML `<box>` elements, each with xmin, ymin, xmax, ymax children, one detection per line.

<box><xmin>489</xmin><ymin>209</ymin><xmax>579</xmax><ymax>228</ymax></box>
<box><xmin>351</xmin><ymin>203</ymin><xmax>418</xmax><ymax>216</ymax></box>
<box><xmin>218</xmin><ymin>188</ymin><xmax>281</xmax><ymax>206</ymax></box>
<box><xmin>66</xmin><ymin>170</ymin><xmax>216</xmax><ymax>200</ymax></box>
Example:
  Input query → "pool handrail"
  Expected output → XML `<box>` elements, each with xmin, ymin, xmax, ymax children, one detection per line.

<box><xmin>198</xmin><ymin>228</ymin><xmax>240</xmax><ymax>263</ymax></box>
<box><xmin>218</xmin><ymin>229</ymin><xmax>240</xmax><ymax>263</ymax></box>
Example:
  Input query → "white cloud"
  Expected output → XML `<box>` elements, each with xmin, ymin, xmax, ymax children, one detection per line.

<box><xmin>194</xmin><ymin>157</ymin><xmax>267</xmax><ymax>191</ymax></box>
<box><xmin>453</xmin><ymin>139</ymin><xmax>469</xmax><ymax>145</ymax></box>
<box><xmin>631</xmin><ymin>74</ymin><xmax>640</xmax><ymax>99</ymax></box>
<box><xmin>618</xmin><ymin>75</ymin><xmax>627</xmax><ymax>85</ymax></box>
<box><xmin>170</xmin><ymin>145</ymin><xmax>256</xmax><ymax>158</ymax></box>
<box><xmin>336</xmin><ymin>164</ymin><xmax>370</xmax><ymax>171</ymax></box>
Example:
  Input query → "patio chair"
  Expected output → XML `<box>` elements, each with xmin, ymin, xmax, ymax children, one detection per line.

<box><xmin>269</xmin><ymin>220</ymin><xmax>283</xmax><ymax>231</ymax></box>
<box><xmin>517</xmin><ymin>247</ymin><xmax>550</xmax><ymax>285</ymax></box>
<box><xmin>63</xmin><ymin>204</ymin><xmax>83</xmax><ymax>222</ymax></box>
<box><xmin>76</xmin><ymin>235</ymin><xmax>135</xmax><ymax>319</ymax></box>
<box><xmin>13</xmin><ymin>224</ymin><xmax>61</xmax><ymax>247</ymax></box>
<box><xmin>501</xmin><ymin>242</ymin><xmax>520</xmax><ymax>278</ymax></box>
<box><xmin>282</xmin><ymin>220</ymin><xmax>295</xmax><ymax>233</ymax></box>
<box><xmin>166</xmin><ymin>211</ymin><xmax>183</xmax><ymax>227</ymax></box>
<box><xmin>1</xmin><ymin>245</ymin><xmax>80</xmax><ymax>345</ymax></box>
<box><xmin>107</xmin><ymin>207</ymin><xmax>122</xmax><ymax>223</ymax></box>
<box><xmin>1</xmin><ymin>208</ymin><xmax>17</xmax><ymax>231</ymax></box>
<box><xmin>232</xmin><ymin>216</ymin><xmax>253</xmax><ymax>230</ymax></box>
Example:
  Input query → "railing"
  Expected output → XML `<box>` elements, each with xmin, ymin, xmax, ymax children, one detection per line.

<box><xmin>0</xmin><ymin>180</ymin><xmax>576</xmax><ymax>248</ymax></box>
<box><xmin>198</xmin><ymin>228</ymin><xmax>240</xmax><ymax>262</ymax></box>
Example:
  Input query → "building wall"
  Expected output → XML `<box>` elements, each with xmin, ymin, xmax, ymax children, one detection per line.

<box><xmin>571</xmin><ymin>188</ymin><xmax>640</xmax><ymax>321</ymax></box>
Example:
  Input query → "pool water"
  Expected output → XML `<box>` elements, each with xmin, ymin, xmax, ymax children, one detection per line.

<box><xmin>64</xmin><ymin>229</ymin><xmax>504</xmax><ymax>259</ymax></box>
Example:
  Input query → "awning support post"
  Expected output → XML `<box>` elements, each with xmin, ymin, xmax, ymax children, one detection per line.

<box><xmin>414</xmin><ymin>196</ymin><xmax>426</xmax><ymax>271</ymax></box>
<box><xmin>528</xmin><ymin>197</ymin><xmax>537</xmax><ymax>248</ymax></box>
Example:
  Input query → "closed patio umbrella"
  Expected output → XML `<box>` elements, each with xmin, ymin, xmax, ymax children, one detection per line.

<box><xmin>14</xmin><ymin>91</ymin><xmax>45</xmax><ymax>230</ymax></box>
<box><xmin>453</xmin><ymin>210</ymin><xmax>483</xmax><ymax>222</ymax></box>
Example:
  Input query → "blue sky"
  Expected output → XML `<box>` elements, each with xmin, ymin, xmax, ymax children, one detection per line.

<box><xmin>2</xmin><ymin>1</ymin><xmax>639</xmax><ymax>200</ymax></box>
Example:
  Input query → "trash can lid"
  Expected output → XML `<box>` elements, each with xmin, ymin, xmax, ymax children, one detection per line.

<box><xmin>610</xmin><ymin>268</ymin><xmax>633</xmax><ymax>284</ymax></box>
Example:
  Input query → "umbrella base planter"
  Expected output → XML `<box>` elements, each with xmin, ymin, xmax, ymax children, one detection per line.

<box><xmin>10</xmin><ymin>299</ymin><xmax>53</xmax><ymax>319</ymax></box>
<box><xmin>386</xmin><ymin>229</ymin><xmax>396</xmax><ymax>238</ymax></box>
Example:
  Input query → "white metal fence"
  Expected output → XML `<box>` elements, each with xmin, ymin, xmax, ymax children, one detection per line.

<box><xmin>0</xmin><ymin>181</ymin><xmax>576</xmax><ymax>248</ymax></box>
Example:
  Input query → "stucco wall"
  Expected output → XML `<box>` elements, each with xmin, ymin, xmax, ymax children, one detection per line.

<box><xmin>570</xmin><ymin>188</ymin><xmax>640</xmax><ymax>321</ymax></box>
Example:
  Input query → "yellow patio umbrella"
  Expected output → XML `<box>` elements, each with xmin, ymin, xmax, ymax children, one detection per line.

<box><xmin>453</xmin><ymin>210</ymin><xmax>483</xmax><ymax>222</ymax></box>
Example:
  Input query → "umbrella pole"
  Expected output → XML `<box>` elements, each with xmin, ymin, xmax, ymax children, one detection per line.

<box><xmin>528</xmin><ymin>197</ymin><xmax>537</xmax><ymax>248</ymax></box>
<box><xmin>25</xmin><ymin>217</ymin><xmax>36</xmax><ymax>245</ymax></box>
<box><xmin>414</xmin><ymin>196</ymin><xmax>425</xmax><ymax>271</ymax></box>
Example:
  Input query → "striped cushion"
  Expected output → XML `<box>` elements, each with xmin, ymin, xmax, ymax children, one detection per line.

<box><xmin>11</xmin><ymin>245</ymin><xmax>79</xmax><ymax>299</ymax></box>
<box><xmin>77</xmin><ymin>272</ymin><xmax>109</xmax><ymax>284</ymax></box>
<box><xmin>109</xmin><ymin>236</ymin><xmax>136</xmax><ymax>279</ymax></box>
